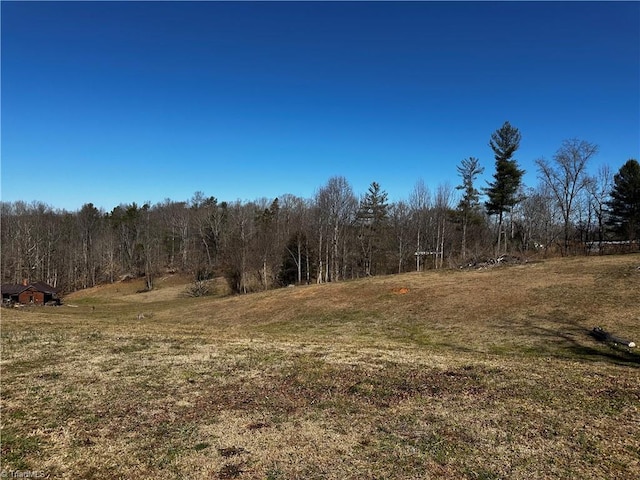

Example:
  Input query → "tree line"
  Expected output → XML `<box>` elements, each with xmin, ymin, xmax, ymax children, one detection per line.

<box><xmin>2</xmin><ymin>122</ymin><xmax>639</xmax><ymax>294</ymax></box>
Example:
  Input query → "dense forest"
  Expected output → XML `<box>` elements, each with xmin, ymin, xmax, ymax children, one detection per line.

<box><xmin>2</xmin><ymin>124</ymin><xmax>639</xmax><ymax>294</ymax></box>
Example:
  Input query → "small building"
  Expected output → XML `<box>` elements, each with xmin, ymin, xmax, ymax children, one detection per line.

<box><xmin>1</xmin><ymin>280</ymin><xmax>61</xmax><ymax>306</ymax></box>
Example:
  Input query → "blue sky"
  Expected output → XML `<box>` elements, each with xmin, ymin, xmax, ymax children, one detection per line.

<box><xmin>2</xmin><ymin>1</ymin><xmax>639</xmax><ymax>212</ymax></box>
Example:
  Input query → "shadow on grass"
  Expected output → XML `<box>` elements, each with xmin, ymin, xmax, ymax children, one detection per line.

<box><xmin>534</xmin><ymin>324</ymin><xmax>640</xmax><ymax>366</ymax></box>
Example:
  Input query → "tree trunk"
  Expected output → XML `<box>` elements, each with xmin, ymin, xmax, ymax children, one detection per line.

<box><xmin>317</xmin><ymin>229</ymin><xmax>323</xmax><ymax>284</ymax></box>
<box><xmin>297</xmin><ymin>236</ymin><xmax>302</xmax><ymax>284</ymax></box>
<box><xmin>416</xmin><ymin>229</ymin><xmax>421</xmax><ymax>272</ymax></box>
<box><xmin>439</xmin><ymin>218</ymin><xmax>445</xmax><ymax>269</ymax></box>
<box><xmin>496</xmin><ymin>212</ymin><xmax>503</xmax><ymax>256</ymax></box>
<box><xmin>263</xmin><ymin>258</ymin><xmax>268</xmax><ymax>290</ymax></box>
<box><xmin>325</xmin><ymin>238</ymin><xmax>330</xmax><ymax>282</ymax></box>
<box><xmin>461</xmin><ymin>217</ymin><xmax>467</xmax><ymax>261</ymax></box>
<box><xmin>332</xmin><ymin>223</ymin><xmax>339</xmax><ymax>281</ymax></box>
<box><xmin>305</xmin><ymin>237</ymin><xmax>311</xmax><ymax>284</ymax></box>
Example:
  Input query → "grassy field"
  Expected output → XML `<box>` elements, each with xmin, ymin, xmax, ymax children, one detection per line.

<box><xmin>1</xmin><ymin>254</ymin><xmax>639</xmax><ymax>479</ymax></box>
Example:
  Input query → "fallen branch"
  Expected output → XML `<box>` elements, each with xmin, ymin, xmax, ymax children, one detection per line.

<box><xmin>590</xmin><ymin>327</ymin><xmax>636</xmax><ymax>348</ymax></box>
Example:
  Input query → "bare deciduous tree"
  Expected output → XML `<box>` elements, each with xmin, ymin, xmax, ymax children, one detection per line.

<box><xmin>520</xmin><ymin>185</ymin><xmax>563</xmax><ymax>254</ymax></box>
<box><xmin>279</xmin><ymin>194</ymin><xmax>312</xmax><ymax>285</ymax></box>
<box><xmin>536</xmin><ymin>139</ymin><xmax>599</xmax><ymax>255</ymax></box>
<box><xmin>586</xmin><ymin>165</ymin><xmax>612</xmax><ymax>247</ymax></box>
<box><xmin>315</xmin><ymin>176</ymin><xmax>357</xmax><ymax>282</ymax></box>
<box><xmin>409</xmin><ymin>179</ymin><xmax>431</xmax><ymax>271</ymax></box>
<box><xmin>434</xmin><ymin>183</ymin><xmax>454</xmax><ymax>269</ymax></box>
<box><xmin>389</xmin><ymin>201</ymin><xmax>412</xmax><ymax>273</ymax></box>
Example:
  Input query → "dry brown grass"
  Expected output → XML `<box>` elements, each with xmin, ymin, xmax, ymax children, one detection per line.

<box><xmin>1</xmin><ymin>254</ymin><xmax>639</xmax><ymax>479</ymax></box>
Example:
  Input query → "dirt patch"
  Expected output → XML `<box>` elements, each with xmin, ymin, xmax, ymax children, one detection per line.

<box><xmin>392</xmin><ymin>287</ymin><xmax>410</xmax><ymax>294</ymax></box>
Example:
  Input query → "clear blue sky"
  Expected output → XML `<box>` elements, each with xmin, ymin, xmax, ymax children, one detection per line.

<box><xmin>2</xmin><ymin>1</ymin><xmax>639</xmax><ymax>212</ymax></box>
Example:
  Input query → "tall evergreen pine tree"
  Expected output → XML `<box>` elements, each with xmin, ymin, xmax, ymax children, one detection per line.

<box><xmin>607</xmin><ymin>159</ymin><xmax>640</xmax><ymax>241</ymax></box>
<box><xmin>484</xmin><ymin>121</ymin><xmax>525</xmax><ymax>253</ymax></box>
<box><xmin>456</xmin><ymin>157</ymin><xmax>484</xmax><ymax>260</ymax></box>
<box><xmin>357</xmin><ymin>182</ymin><xmax>389</xmax><ymax>275</ymax></box>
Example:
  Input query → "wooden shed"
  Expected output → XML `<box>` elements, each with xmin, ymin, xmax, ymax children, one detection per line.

<box><xmin>1</xmin><ymin>281</ymin><xmax>61</xmax><ymax>306</ymax></box>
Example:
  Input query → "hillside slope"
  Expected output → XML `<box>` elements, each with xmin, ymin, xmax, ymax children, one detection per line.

<box><xmin>2</xmin><ymin>254</ymin><xmax>639</xmax><ymax>479</ymax></box>
<box><xmin>61</xmin><ymin>254</ymin><xmax>640</xmax><ymax>358</ymax></box>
